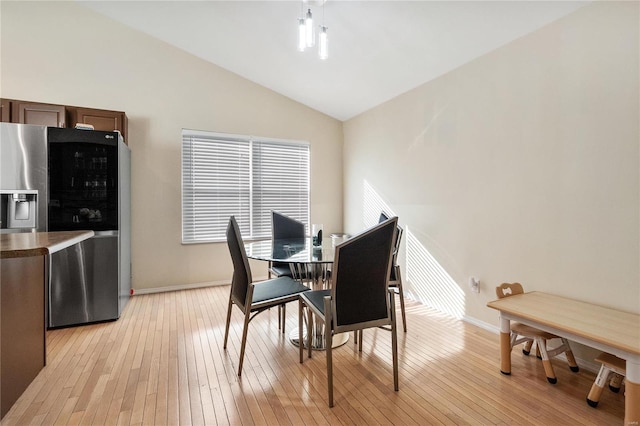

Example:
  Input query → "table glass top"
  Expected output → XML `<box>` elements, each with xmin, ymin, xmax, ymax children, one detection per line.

<box><xmin>245</xmin><ymin>238</ymin><xmax>335</xmax><ymax>264</ymax></box>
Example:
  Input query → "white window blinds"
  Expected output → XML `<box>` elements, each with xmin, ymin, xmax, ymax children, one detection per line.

<box><xmin>182</xmin><ymin>129</ymin><xmax>310</xmax><ymax>243</ymax></box>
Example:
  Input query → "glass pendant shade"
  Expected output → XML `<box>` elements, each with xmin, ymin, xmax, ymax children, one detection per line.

<box><xmin>305</xmin><ymin>9</ymin><xmax>315</xmax><ymax>47</ymax></box>
<box><xmin>319</xmin><ymin>26</ymin><xmax>328</xmax><ymax>60</ymax></box>
<box><xmin>298</xmin><ymin>18</ymin><xmax>306</xmax><ymax>51</ymax></box>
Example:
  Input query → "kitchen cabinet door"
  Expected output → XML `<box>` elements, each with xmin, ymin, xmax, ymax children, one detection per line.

<box><xmin>1</xmin><ymin>256</ymin><xmax>45</xmax><ymax>419</ymax></box>
<box><xmin>11</xmin><ymin>101</ymin><xmax>66</xmax><ymax>127</ymax></box>
<box><xmin>0</xmin><ymin>99</ymin><xmax>10</xmax><ymax>122</ymax></box>
<box><xmin>70</xmin><ymin>107</ymin><xmax>127</xmax><ymax>143</ymax></box>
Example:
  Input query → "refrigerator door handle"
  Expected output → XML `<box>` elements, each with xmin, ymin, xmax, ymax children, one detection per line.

<box><xmin>93</xmin><ymin>230</ymin><xmax>118</xmax><ymax>238</ymax></box>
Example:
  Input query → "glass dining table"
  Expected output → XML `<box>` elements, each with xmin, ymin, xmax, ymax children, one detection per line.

<box><xmin>244</xmin><ymin>237</ymin><xmax>349</xmax><ymax>349</ymax></box>
<box><xmin>245</xmin><ymin>237</ymin><xmax>333</xmax><ymax>283</ymax></box>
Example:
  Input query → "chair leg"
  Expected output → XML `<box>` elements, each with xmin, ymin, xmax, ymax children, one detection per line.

<box><xmin>237</xmin><ymin>311</ymin><xmax>252</xmax><ymax>376</ymax></box>
<box><xmin>535</xmin><ymin>337</ymin><xmax>557</xmax><ymax>384</ymax></box>
<box><xmin>587</xmin><ymin>364</ymin><xmax>612</xmax><ymax>407</ymax></box>
<box><xmin>523</xmin><ymin>339</ymin><xmax>534</xmax><ymax>356</ymax></box>
<box><xmin>561</xmin><ymin>338</ymin><xmax>579</xmax><ymax>372</ymax></box>
<box><xmin>299</xmin><ymin>299</ymin><xmax>304</xmax><ymax>364</ymax></box>
<box><xmin>609</xmin><ymin>373</ymin><xmax>624</xmax><ymax>392</ymax></box>
<box><xmin>281</xmin><ymin>304</ymin><xmax>286</xmax><ymax>334</ymax></box>
<box><xmin>509</xmin><ymin>333</ymin><xmax>518</xmax><ymax>350</ymax></box>
<box><xmin>324</xmin><ymin>297</ymin><xmax>334</xmax><ymax>407</ymax></box>
<box><xmin>390</xmin><ymin>290</ymin><xmax>399</xmax><ymax>391</ymax></box>
<box><xmin>278</xmin><ymin>304</ymin><xmax>282</xmax><ymax>330</ymax></box>
<box><xmin>395</xmin><ymin>267</ymin><xmax>407</xmax><ymax>332</ymax></box>
<box><xmin>358</xmin><ymin>330</ymin><xmax>363</xmax><ymax>352</ymax></box>
<box><xmin>307</xmin><ymin>302</ymin><xmax>313</xmax><ymax>359</ymax></box>
<box><xmin>223</xmin><ymin>295</ymin><xmax>234</xmax><ymax>349</ymax></box>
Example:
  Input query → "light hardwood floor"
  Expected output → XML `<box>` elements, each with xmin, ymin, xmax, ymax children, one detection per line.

<box><xmin>2</xmin><ymin>285</ymin><xmax>624</xmax><ymax>425</ymax></box>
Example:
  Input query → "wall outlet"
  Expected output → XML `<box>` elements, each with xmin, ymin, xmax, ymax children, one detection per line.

<box><xmin>469</xmin><ymin>277</ymin><xmax>480</xmax><ymax>293</ymax></box>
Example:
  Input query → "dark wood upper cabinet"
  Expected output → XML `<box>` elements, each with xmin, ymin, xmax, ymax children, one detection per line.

<box><xmin>11</xmin><ymin>101</ymin><xmax>66</xmax><ymax>127</ymax></box>
<box><xmin>0</xmin><ymin>99</ymin><xmax>127</xmax><ymax>144</ymax></box>
<box><xmin>0</xmin><ymin>99</ymin><xmax>10</xmax><ymax>122</ymax></box>
<box><xmin>69</xmin><ymin>107</ymin><xmax>127</xmax><ymax>141</ymax></box>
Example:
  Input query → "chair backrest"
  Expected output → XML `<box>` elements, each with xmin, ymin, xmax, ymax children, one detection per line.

<box><xmin>226</xmin><ymin>216</ymin><xmax>253</xmax><ymax>310</ymax></box>
<box><xmin>496</xmin><ymin>282</ymin><xmax>524</xmax><ymax>299</ymax></box>
<box><xmin>391</xmin><ymin>225</ymin><xmax>403</xmax><ymax>262</ymax></box>
<box><xmin>331</xmin><ymin>217</ymin><xmax>397</xmax><ymax>331</ymax></box>
<box><xmin>379</xmin><ymin>212</ymin><xmax>403</xmax><ymax>278</ymax></box>
<box><xmin>272</xmin><ymin>211</ymin><xmax>306</xmax><ymax>240</ymax></box>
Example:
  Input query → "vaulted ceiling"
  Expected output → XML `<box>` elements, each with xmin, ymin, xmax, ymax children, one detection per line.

<box><xmin>80</xmin><ymin>1</ymin><xmax>587</xmax><ymax>121</ymax></box>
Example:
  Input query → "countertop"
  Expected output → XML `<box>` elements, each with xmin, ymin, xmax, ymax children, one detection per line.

<box><xmin>0</xmin><ymin>231</ymin><xmax>95</xmax><ymax>259</ymax></box>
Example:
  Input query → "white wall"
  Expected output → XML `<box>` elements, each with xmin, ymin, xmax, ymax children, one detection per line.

<box><xmin>0</xmin><ymin>1</ymin><xmax>344</xmax><ymax>290</ymax></box>
<box><xmin>343</xmin><ymin>0</ymin><xmax>639</xmax><ymax>334</ymax></box>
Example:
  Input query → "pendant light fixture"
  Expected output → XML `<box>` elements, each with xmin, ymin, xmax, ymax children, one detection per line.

<box><xmin>319</xmin><ymin>26</ymin><xmax>328</xmax><ymax>60</ymax></box>
<box><xmin>305</xmin><ymin>8</ymin><xmax>315</xmax><ymax>48</ymax></box>
<box><xmin>296</xmin><ymin>1</ymin><xmax>329</xmax><ymax>60</ymax></box>
<box><xmin>318</xmin><ymin>0</ymin><xmax>328</xmax><ymax>60</ymax></box>
<box><xmin>298</xmin><ymin>17</ymin><xmax>306</xmax><ymax>52</ymax></box>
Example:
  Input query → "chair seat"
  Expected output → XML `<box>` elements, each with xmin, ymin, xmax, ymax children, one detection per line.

<box><xmin>252</xmin><ymin>276</ymin><xmax>309</xmax><ymax>305</ymax></box>
<box><xmin>300</xmin><ymin>289</ymin><xmax>331</xmax><ymax>314</ymax></box>
<box><xmin>269</xmin><ymin>264</ymin><xmax>293</xmax><ymax>277</ymax></box>
<box><xmin>595</xmin><ymin>352</ymin><xmax>626</xmax><ymax>373</ymax></box>
<box><xmin>511</xmin><ymin>322</ymin><xmax>558</xmax><ymax>340</ymax></box>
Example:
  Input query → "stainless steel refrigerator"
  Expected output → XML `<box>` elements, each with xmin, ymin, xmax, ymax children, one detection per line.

<box><xmin>0</xmin><ymin>123</ymin><xmax>131</xmax><ymax>328</ymax></box>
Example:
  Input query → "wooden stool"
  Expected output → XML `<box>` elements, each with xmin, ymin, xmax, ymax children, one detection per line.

<box><xmin>587</xmin><ymin>352</ymin><xmax>626</xmax><ymax>408</ymax></box>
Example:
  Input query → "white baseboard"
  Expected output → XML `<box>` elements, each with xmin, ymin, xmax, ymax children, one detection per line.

<box><xmin>463</xmin><ymin>314</ymin><xmax>499</xmax><ymax>334</ymax></box>
<box><xmin>132</xmin><ymin>279</ymin><xmax>229</xmax><ymax>295</ymax></box>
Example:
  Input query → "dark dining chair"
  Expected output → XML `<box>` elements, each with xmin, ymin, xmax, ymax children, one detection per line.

<box><xmin>223</xmin><ymin>216</ymin><xmax>310</xmax><ymax>376</ymax></box>
<box><xmin>298</xmin><ymin>217</ymin><xmax>399</xmax><ymax>407</ymax></box>
<box><xmin>269</xmin><ymin>210</ymin><xmax>306</xmax><ymax>278</ymax></box>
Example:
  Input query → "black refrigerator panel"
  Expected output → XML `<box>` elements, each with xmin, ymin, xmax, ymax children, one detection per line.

<box><xmin>47</xmin><ymin>127</ymin><xmax>118</xmax><ymax>232</ymax></box>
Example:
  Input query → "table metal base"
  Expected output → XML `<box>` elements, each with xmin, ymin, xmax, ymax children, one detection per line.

<box><xmin>289</xmin><ymin>328</ymin><xmax>349</xmax><ymax>350</ymax></box>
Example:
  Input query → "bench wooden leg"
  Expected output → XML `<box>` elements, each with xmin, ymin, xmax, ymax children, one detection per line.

<box><xmin>626</xmin><ymin>359</ymin><xmax>640</xmax><ymax>425</ymax></box>
<box><xmin>500</xmin><ymin>331</ymin><xmax>511</xmax><ymax>375</ymax></box>
<box><xmin>626</xmin><ymin>379</ymin><xmax>640</xmax><ymax>425</ymax></box>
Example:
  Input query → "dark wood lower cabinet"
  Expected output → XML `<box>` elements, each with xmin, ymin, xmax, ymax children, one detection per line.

<box><xmin>0</xmin><ymin>256</ymin><xmax>46</xmax><ymax>419</ymax></box>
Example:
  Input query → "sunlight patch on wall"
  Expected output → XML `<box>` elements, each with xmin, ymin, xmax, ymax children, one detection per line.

<box><xmin>405</xmin><ymin>227</ymin><xmax>465</xmax><ymax>319</ymax></box>
<box><xmin>363</xmin><ymin>180</ymin><xmax>394</xmax><ymax>226</ymax></box>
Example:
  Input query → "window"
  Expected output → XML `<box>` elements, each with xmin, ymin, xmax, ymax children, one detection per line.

<box><xmin>182</xmin><ymin>129</ymin><xmax>310</xmax><ymax>243</ymax></box>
